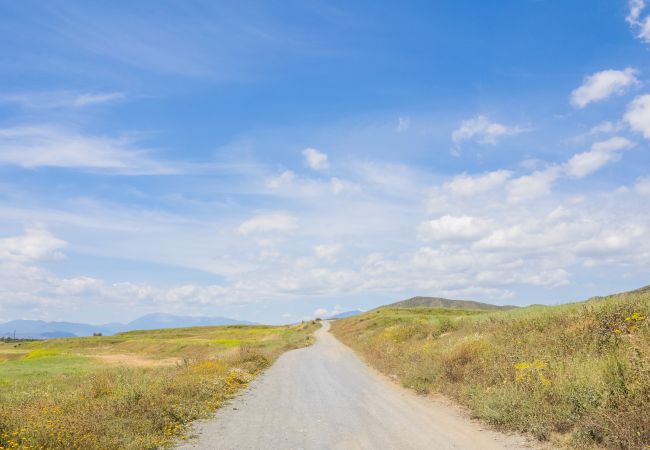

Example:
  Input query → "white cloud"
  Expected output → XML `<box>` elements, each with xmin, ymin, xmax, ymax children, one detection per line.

<box><xmin>312</xmin><ymin>305</ymin><xmax>344</xmax><ymax>318</ymax></box>
<box><xmin>427</xmin><ymin>170</ymin><xmax>512</xmax><ymax>213</ymax></box>
<box><xmin>266</xmin><ymin>170</ymin><xmax>295</xmax><ymax>189</ymax></box>
<box><xmin>0</xmin><ymin>125</ymin><xmax>173</xmax><ymax>174</ymax></box>
<box><xmin>627</xmin><ymin>0</ymin><xmax>650</xmax><ymax>42</ymax></box>
<box><xmin>574</xmin><ymin>224</ymin><xmax>646</xmax><ymax>256</ymax></box>
<box><xmin>570</xmin><ymin>68</ymin><xmax>638</xmax><ymax>108</ymax></box>
<box><xmin>624</xmin><ymin>94</ymin><xmax>650</xmax><ymax>139</ymax></box>
<box><xmin>0</xmin><ymin>91</ymin><xmax>124</xmax><ymax>109</ymax></box>
<box><xmin>330</xmin><ymin>177</ymin><xmax>359</xmax><ymax>195</ymax></box>
<box><xmin>396</xmin><ymin>116</ymin><xmax>410</xmax><ymax>132</ymax></box>
<box><xmin>314</xmin><ymin>243</ymin><xmax>343</xmax><ymax>262</ymax></box>
<box><xmin>302</xmin><ymin>148</ymin><xmax>329</xmax><ymax>171</ymax></box>
<box><xmin>452</xmin><ymin>115</ymin><xmax>524</xmax><ymax>145</ymax></box>
<box><xmin>564</xmin><ymin>137</ymin><xmax>634</xmax><ymax>178</ymax></box>
<box><xmin>444</xmin><ymin>170</ymin><xmax>512</xmax><ymax>196</ymax></box>
<box><xmin>507</xmin><ymin>167</ymin><xmax>561</xmax><ymax>203</ymax></box>
<box><xmin>589</xmin><ymin>121</ymin><xmax>624</xmax><ymax>135</ymax></box>
<box><xmin>636</xmin><ymin>176</ymin><xmax>650</xmax><ymax>195</ymax></box>
<box><xmin>0</xmin><ymin>227</ymin><xmax>67</xmax><ymax>263</ymax></box>
<box><xmin>418</xmin><ymin>215</ymin><xmax>493</xmax><ymax>241</ymax></box>
<box><xmin>238</xmin><ymin>212</ymin><xmax>298</xmax><ymax>235</ymax></box>
<box><xmin>628</xmin><ymin>0</ymin><xmax>646</xmax><ymax>25</ymax></box>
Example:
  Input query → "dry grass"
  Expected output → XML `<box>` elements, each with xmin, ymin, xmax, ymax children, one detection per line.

<box><xmin>331</xmin><ymin>290</ymin><xmax>650</xmax><ymax>449</ymax></box>
<box><xmin>0</xmin><ymin>321</ymin><xmax>318</xmax><ymax>449</ymax></box>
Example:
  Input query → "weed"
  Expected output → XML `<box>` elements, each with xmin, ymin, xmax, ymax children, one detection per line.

<box><xmin>331</xmin><ymin>290</ymin><xmax>650</xmax><ymax>448</ymax></box>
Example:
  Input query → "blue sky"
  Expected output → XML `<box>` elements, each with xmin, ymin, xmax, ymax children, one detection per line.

<box><xmin>1</xmin><ymin>0</ymin><xmax>649</xmax><ymax>324</ymax></box>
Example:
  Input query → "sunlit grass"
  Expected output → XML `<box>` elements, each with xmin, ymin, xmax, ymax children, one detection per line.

<box><xmin>0</xmin><ymin>321</ymin><xmax>318</xmax><ymax>449</ymax></box>
<box><xmin>331</xmin><ymin>290</ymin><xmax>650</xmax><ymax>448</ymax></box>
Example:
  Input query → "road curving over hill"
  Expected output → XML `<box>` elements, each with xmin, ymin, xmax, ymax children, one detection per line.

<box><xmin>178</xmin><ymin>321</ymin><xmax>538</xmax><ymax>450</ymax></box>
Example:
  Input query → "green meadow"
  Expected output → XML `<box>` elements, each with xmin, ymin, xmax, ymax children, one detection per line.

<box><xmin>0</xmin><ymin>322</ymin><xmax>318</xmax><ymax>450</ymax></box>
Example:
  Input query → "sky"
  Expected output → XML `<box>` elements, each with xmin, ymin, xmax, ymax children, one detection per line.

<box><xmin>1</xmin><ymin>0</ymin><xmax>649</xmax><ymax>324</ymax></box>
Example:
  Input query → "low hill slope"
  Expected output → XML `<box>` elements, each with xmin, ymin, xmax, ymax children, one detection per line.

<box><xmin>386</xmin><ymin>296</ymin><xmax>516</xmax><ymax>310</ymax></box>
<box><xmin>331</xmin><ymin>288</ymin><xmax>649</xmax><ymax>449</ymax></box>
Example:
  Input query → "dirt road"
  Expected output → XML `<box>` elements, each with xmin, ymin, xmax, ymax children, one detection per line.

<box><xmin>178</xmin><ymin>321</ymin><xmax>536</xmax><ymax>450</ymax></box>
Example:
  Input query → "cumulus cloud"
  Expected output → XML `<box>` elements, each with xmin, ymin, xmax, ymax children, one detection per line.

<box><xmin>444</xmin><ymin>170</ymin><xmax>512</xmax><ymax>196</ymax></box>
<box><xmin>238</xmin><ymin>212</ymin><xmax>298</xmax><ymax>235</ymax></box>
<box><xmin>570</xmin><ymin>68</ymin><xmax>638</xmax><ymax>108</ymax></box>
<box><xmin>313</xmin><ymin>305</ymin><xmax>348</xmax><ymax>318</ymax></box>
<box><xmin>0</xmin><ymin>125</ymin><xmax>173</xmax><ymax>174</ymax></box>
<box><xmin>0</xmin><ymin>227</ymin><xmax>238</xmax><ymax>317</ymax></box>
<box><xmin>564</xmin><ymin>137</ymin><xmax>634</xmax><ymax>178</ymax></box>
<box><xmin>574</xmin><ymin>224</ymin><xmax>646</xmax><ymax>256</ymax></box>
<box><xmin>452</xmin><ymin>115</ymin><xmax>525</xmax><ymax>145</ymax></box>
<box><xmin>0</xmin><ymin>227</ymin><xmax>67</xmax><ymax>263</ymax></box>
<box><xmin>624</xmin><ymin>94</ymin><xmax>650</xmax><ymax>139</ymax></box>
<box><xmin>418</xmin><ymin>215</ymin><xmax>493</xmax><ymax>241</ymax></box>
<box><xmin>507</xmin><ymin>167</ymin><xmax>561</xmax><ymax>203</ymax></box>
<box><xmin>302</xmin><ymin>148</ymin><xmax>329</xmax><ymax>171</ymax></box>
<box><xmin>427</xmin><ymin>170</ymin><xmax>512</xmax><ymax>212</ymax></box>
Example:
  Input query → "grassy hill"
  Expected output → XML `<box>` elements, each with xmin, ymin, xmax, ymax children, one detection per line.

<box><xmin>0</xmin><ymin>322</ymin><xmax>318</xmax><ymax>449</ymax></box>
<box><xmin>331</xmin><ymin>288</ymin><xmax>649</xmax><ymax>449</ymax></box>
<box><xmin>386</xmin><ymin>296</ymin><xmax>516</xmax><ymax>310</ymax></box>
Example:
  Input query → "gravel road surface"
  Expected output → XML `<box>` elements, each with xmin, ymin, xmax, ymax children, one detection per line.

<box><xmin>177</xmin><ymin>321</ymin><xmax>537</xmax><ymax>450</ymax></box>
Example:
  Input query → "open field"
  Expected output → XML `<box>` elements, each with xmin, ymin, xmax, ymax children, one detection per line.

<box><xmin>0</xmin><ymin>322</ymin><xmax>318</xmax><ymax>449</ymax></box>
<box><xmin>331</xmin><ymin>289</ymin><xmax>650</xmax><ymax>449</ymax></box>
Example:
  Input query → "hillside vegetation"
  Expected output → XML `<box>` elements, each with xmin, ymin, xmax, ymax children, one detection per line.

<box><xmin>331</xmin><ymin>289</ymin><xmax>649</xmax><ymax>449</ymax></box>
<box><xmin>387</xmin><ymin>296</ymin><xmax>516</xmax><ymax>310</ymax></box>
<box><xmin>0</xmin><ymin>322</ymin><xmax>318</xmax><ymax>449</ymax></box>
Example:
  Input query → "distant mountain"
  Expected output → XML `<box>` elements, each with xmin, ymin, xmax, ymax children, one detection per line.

<box><xmin>0</xmin><ymin>314</ymin><xmax>254</xmax><ymax>339</ymax></box>
<box><xmin>40</xmin><ymin>331</ymin><xmax>77</xmax><ymax>338</ymax></box>
<box><xmin>330</xmin><ymin>310</ymin><xmax>364</xmax><ymax>319</ymax></box>
<box><xmin>385</xmin><ymin>296</ymin><xmax>517</xmax><ymax>311</ymax></box>
<box><xmin>123</xmin><ymin>313</ymin><xmax>254</xmax><ymax>331</ymax></box>
<box><xmin>0</xmin><ymin>320</ymin><xmax>115</xmax><ymax>340</ymax></box>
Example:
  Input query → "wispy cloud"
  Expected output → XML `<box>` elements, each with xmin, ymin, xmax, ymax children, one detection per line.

<box><xmin>626</xmin><ymin>0</ymin><xmax>650</xmax><ymax>42</ymax></box>
<box><xmin>396</xmin><ymin>116</ymin><xmax>410</xmax><ymax>132</ymax></box>
<box><xmin>451</xmin><ymin>115</ymin><xmax>525</xmax><ymax>145</ymax></box>
<box><xmin>570</xmin><ymin>68</ymin><xmax>638</xmax><ymax>108</ymax></box>
<box><xmin>564</xmin><ymin>137</ymin><xmax>634</xmax><ymax>178</ymax></box>
<box><xmin>0</xmin><ymin>125</ymin><xmax>175</xmax><ymax>174</ymax></box>
<box><xmin>0</xmin><ymin>91</ymin><xmax>124</xmax><ymax>109</ymax></box>
<box><xmin>238</xmin><ymin>212</ymin><xmax>298</xmax><ymax>235</ymax></box>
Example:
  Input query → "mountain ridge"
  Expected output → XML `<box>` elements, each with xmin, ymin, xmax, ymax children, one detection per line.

<box><xmin>384</xmin><ymin>296</ymin><xmax>517</xmax><ymax>310</ymax></box>
<box><xmin>0</xmin><ymin>314</ymin><xmax>254</xmax><ymax>339</ymax></box>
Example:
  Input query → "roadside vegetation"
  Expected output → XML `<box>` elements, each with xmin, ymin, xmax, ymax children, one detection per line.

<box><xmin>0</xmin><ymin>322</ymin><xmax>318</xmax><ymax>449</ymax></box>
<box><xmin>331</xmin><ymin>288</ymin><xmax>649</xmax><ymax>449</ymax></box>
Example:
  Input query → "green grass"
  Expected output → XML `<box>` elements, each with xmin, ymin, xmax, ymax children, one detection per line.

<box><xmin>0</xmin><ymin>321</ymin><xmax>318</xmax><ymax>450</ymax></box>
<box><xmin>331</xmin><ymin>290</ymin><xmax>650</xmax><ymax>449</ymax></box>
